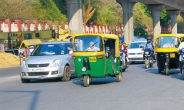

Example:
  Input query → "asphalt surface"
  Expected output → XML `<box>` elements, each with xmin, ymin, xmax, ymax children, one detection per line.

<box><xmin>0</xmin><ymin>62</ymin><xmax>184</xmax><ymax>110</ymax></box>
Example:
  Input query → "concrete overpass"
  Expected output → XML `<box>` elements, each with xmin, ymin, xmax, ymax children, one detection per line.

<box><xmin>65</xmin><ymin>0</ymin><xmax>184</xmax><ymax>42</ymax></box>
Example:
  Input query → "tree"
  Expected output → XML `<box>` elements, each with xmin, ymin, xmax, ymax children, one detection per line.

<box><xmin>83</xmin><ymin>0</ymin><xmax>96</xmax><ymax>24</ymax></box>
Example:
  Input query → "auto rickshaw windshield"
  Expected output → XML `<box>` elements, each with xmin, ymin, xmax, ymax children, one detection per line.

<box><xmin>156</xmin><ymin>36</ymin><xmax>179</xmax><ymax>48</ymax></box>
<box><xmin>74</xmin><ymin>36</ymin><xmax>103</xmax><ymax>52</ymax></box>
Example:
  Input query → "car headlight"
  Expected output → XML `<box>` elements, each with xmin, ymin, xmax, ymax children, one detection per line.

<box><xmin>21</xmin><ymin>61</ymin><xmax>26</xmax><ymax>68</ymax></box>
<box><xmin>50</xmin><ymin>59</ymin><xmax>60</xmax><ymax>67</ymax></box>
<box><xmin>145</xmin><ymin>52</ymin><xmax>149</xmax><ymax>54</ymax></box>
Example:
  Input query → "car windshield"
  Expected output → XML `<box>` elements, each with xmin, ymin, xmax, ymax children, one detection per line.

<box><xmin>30</xmin><ymin>43</ymin><xmax>67</xmax><ymax>56</ymax></box>
<box><xmin>156</xmin><ymin>36</ymin><xmax>179</xmax><ymax>48</ymax></box>
<box><xmin>74</xmin><ymin>36</ymin><xmax>102</xmax><ymax>52</ymax></box>
<box><xmin>128</xmin><ymin>42</ymin><xmax>146</xmax><ymax>49</ymax></box>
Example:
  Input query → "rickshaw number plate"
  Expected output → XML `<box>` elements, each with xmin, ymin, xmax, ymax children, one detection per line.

<box><xmin>89</xmin><ymin>57</ymin><xmax>96</xmax><ymax>62</ymax></box>
<box><xmin>170</xmin><ymin>53</ymin><xmax>175</xmax><ymax>58</ymax></box>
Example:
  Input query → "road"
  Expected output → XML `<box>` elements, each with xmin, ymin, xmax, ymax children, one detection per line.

<box><xmin>0</xmin><ymin>63</ymin><xmax>184</xmax><ymax>110</ymax></box>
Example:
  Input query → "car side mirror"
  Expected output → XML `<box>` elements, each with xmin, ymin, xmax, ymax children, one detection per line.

<box><xmin>175</xmin><ymin>45</ymin><xmax>178</xmax><ymax>48</ymax></box>
<box><xmin>139</xmin><ymin>46</ymin><xmax>143</xmax><ymax>48</ymax></box>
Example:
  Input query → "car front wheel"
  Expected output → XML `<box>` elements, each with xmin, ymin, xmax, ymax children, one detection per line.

<box><xmin>62</xmin><ymin>65</ymin><xmax>71</xmax><ymax>81</ymax></box>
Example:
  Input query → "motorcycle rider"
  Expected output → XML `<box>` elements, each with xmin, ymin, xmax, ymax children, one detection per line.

<box><xmin>143</xmin><ymin>37</ymin><xmax>156</xmax><ymax>61</ymax></box>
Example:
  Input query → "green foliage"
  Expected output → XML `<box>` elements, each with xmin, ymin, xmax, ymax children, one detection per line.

<box><xmin>134</xmin><ymin>24</ymin><xmax>148</xmax><ymax>38</ymax></box>
<box><xmin>91</xmin><ymin>4</ymin><xmax>122</xmax><ymax>25</ymax></box>
<box><xmin>133</xmin><ymin>3</ymin><xmax>150</xmax><ymax>37</ymax></box>
<box><xmin>34</xmin><ymin>0</ymin><xmax>67</xmax><ymax>21</ymax></box>
<box><xmin>160</xmin><ymin>10</ymin><xmax>170</xmax><ymax>27</ymax></box>
<box><xmin>53</xmin><ymin>0</ymin><xmax>67</xmax><ymax>15</ymax></box>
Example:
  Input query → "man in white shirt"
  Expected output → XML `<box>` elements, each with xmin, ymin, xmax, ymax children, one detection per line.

<box><xmin>85</xmin><ymin>42</ymin><xmax>100</xmax><ymax>51</ymax></box>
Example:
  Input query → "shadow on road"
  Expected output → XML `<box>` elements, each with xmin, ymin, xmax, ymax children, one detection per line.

<box><xmin>0</xmin><ymin>90</ymin><xmax>40</xmax><ymax>110</ymax></box>
<box><xmin>28</xmin><ymin>74</ymin><xmax>77</xmax><ymax>83</ymax></box>
<box><xmin>170</xmin><ymin>73</ymin><xmax>184</xmax><ymax>80</ymax></box>
<box><xmin>145</xmin><ymin>68</ymin><xmax>184</xmax><ymax>80</ymax></box>
<box><xmin>72</xmin><ymin>77</ymin><xmax>117</xmax><ymax>87</ymax></box>
<box><xmin>128</xmin><ymin>61</ymin><xmax>144</xmax><ymax>65</ymax></box>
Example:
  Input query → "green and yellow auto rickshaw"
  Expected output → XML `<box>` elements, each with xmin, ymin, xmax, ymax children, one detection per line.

<box><xmin>72</xmin><ymin>33</ymin><xmax>122</xmax><ymax>87</ymax></box>
<box><xmin>154</xmin><ymin>34</ymin><xmax>180</xmax><ymax>75</ymax></box>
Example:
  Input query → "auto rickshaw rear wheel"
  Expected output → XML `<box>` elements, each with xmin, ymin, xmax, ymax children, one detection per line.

<box><xmin>116</xmin><ymin>73</ymin><xmax>122</xmax><ymax>82</ymax></box>
<box><xmin>158</xmin><ymin>68</ymin><xmax>162</xmax><ymax>73</ymax></box>
<box><xmin>62</xmin><ymin>65</ymin><xmax>71</xmax><ymax>81</ymax></box>
<box><xmin>83</xmin><ymin>75</ymin><xmax>90</xmax><ymax>87</ymax></box>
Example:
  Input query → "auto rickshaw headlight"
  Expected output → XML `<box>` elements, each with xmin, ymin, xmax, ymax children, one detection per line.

<box><xmin>82</xmin><ymin>67</ymin><xmax>86</xmax><ymax>72</ymax></box>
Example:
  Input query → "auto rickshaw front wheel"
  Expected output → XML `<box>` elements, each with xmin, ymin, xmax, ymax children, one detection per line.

<box><xmin>165</xmin><ymin>68</ymin><xmax>170</xmax><ymax>76</ymax></box>
<box><xmin>83</xmin><ymin>75</ymin><xmax>90</xmax><ymax>87</ymax></box>
<box><xmin>116</xmin><ymin>73</ymin><xmax>122</xmax><ymax>82</ymax></box>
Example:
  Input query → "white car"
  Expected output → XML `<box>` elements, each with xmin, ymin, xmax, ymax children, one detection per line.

<box><xmin>20</xmin><ymin>41</ymin><xmax>75</xmax><ymax>83</ymax></box>
<box><xmin>127</xmin><ymin>41</ymin><xmax>147</xmax><ymax>63</ymax></box>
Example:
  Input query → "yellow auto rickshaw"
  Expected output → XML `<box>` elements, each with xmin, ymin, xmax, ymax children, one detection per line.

<box><xmin>18</xmin><ymin>39</ymin><xmax>42</xmax><ymax>59</ymax></box>
<box><xmin>154</xmin><ymin>34</ymin><xmax>180</xmax><ymax>75</ymax></box>
<box><xmin>72</xmin><ymin>33</ymin><xmax>123</xmax><ymax>87</ymax></box>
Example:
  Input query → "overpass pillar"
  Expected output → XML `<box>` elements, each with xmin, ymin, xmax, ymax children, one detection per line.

<box><xmin>65</xmin><ymin>0</ymin><xmax>83</xmax><ymax>34</ymax></box>
<box><xmin>148</xmin><ymin>5</ymin><xmax>164</xmax><ymax>39</ymax></box>
<box><xmin>116</xmin><ymin>0</ymin><xmax>137</xmax><ymax>42</ymax></box>
<box><xmin>180</xmin><ymin>12</ymin><xmax>184</xmax><ymax>33</ymax></box>
<box><xmin>167</xmin><ymin>10</ymin><xmax>180</xmax><ymax>34</ymax></box>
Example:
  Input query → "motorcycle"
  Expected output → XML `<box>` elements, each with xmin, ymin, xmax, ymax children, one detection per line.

<box><xmin>179</xmin><ymin>48</ymin><xmax>184</xmax><ymax>76</ymax></box>
<box><xmin>144</xmin><ymin>48</ymin><xmax>153</xmax><ymax>69</ymax></box>
<box><xmin>120</xmin><ymin>50</ymin><xmax>128</xmax><ymax>72</ymax></box>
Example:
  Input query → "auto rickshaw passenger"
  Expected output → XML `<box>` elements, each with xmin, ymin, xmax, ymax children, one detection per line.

<box><xmin>85</xmin><ymin>41</ymin><xmax>100</xmax><ymax>51</ymax></box>
<box><xmin>143</xmin><ymin>37</ymin><xmax>156</xmax><ymax>60</ymax></box>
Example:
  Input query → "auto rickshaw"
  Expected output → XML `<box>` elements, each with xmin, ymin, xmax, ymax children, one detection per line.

<box><xmin>154</xmin><ymin>34</ymin><xmax>180</xmax><ymax>75</ymax></box>
<box><xmin>72</xmin><ymin>33</ymin><xmax>122</xmax><ymax>87</ymax></box>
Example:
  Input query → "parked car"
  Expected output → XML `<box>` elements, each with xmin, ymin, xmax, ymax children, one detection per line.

<box><xmin>5</xmin><ymin>49</ymin><xmax>19</xmax><ymax>56</ymax></box>
<box><xmin>127</xmin><ymin>41</ymin><xmax>147</xmax><ymax>63</ymax></box>
<box><xmin>20</xmin><ymin>41</ymin><xmax>75</xmax><ymax>83</ymax></box>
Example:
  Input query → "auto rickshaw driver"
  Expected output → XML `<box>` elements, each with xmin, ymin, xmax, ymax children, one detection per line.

<box><xmin>85</xmin><ymin>41</ymin><xmax>100</xmax><ymax>51</ymax></box>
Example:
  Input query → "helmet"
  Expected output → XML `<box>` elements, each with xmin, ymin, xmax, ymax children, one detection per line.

<box><xmin>147</xmin><ymin>37</ymin><xmax>151</xmax><ymax>40</ymax></box>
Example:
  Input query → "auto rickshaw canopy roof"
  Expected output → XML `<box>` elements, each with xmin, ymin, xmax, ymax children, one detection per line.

<box><xmin>72</xmin><ymin>33</ymin><xmax>120</xmax><ymax>57</ymax></box>
<box><xmin>19</xmin><ymin>39</ymin><xmax>42</xmax><ymax>49</ymax></box>
<box><xmin>154</xmin><ymin>34</ymin><xmax>179</xmax><ymax>52</ymax></box>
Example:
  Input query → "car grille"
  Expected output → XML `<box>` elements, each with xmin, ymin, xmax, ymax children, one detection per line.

<box><xmin>28</xmin><ymin>72</ymin><xmax>49</xmax><ymax>76</ymax></box>
<box><xmin>137</xmin><ymin>53</ymin><xmax>143</xmax><ymax>55</ymax></box>
<box><xmin>28</xmin><ymin>64</ymin><xmax>49</xmax><ymax>68</ymax></box>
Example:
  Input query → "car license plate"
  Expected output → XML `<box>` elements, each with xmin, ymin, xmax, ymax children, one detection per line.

<box><xmin>170</xmin><ymin>53</ymin><xmax>175</xmax><ymax>58</ymax></box>
<box><xmin>31</xmin><ymin>68</ymin><xmax>44</xmax><ymax>72</ymax></box>
<box><xmin>89</xmin><ymin>57</ymin><xmax>96</xmax><ymax>62</ymax></box>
